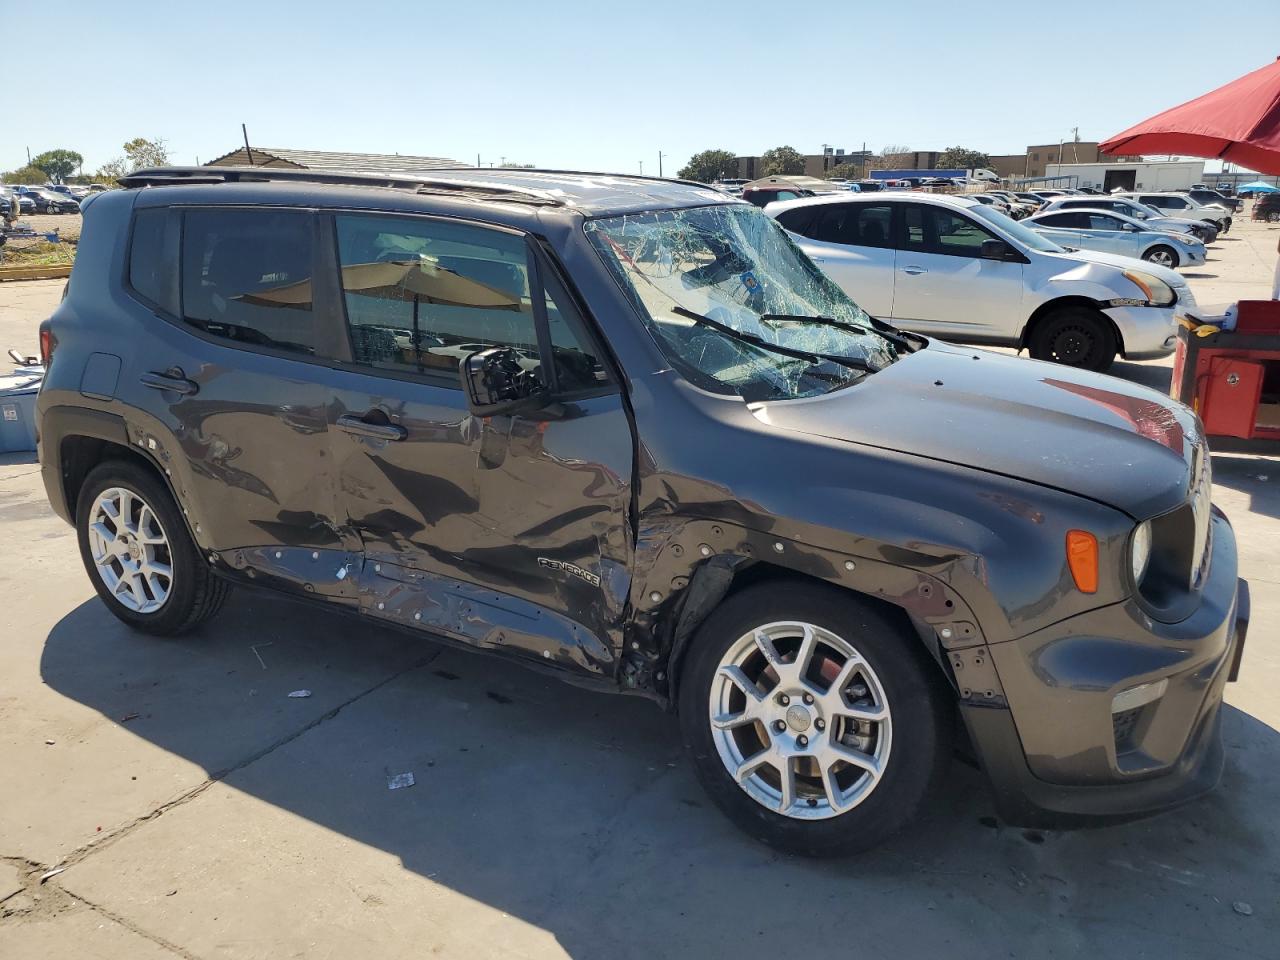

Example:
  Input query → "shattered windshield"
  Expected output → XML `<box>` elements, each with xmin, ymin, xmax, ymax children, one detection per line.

<box><xmin>585</xmin><ymin>204</ymin><xmax>901</xmax><ymax>401</ymax></box>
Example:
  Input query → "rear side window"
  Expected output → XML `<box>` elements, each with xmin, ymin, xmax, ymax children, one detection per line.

<box><xmin>774</xmin><ymin>207</ymin><xmax>816</xmax><ymax>235</ymax></box>
<box><xmin>180</xmin><ymin>209</ymin><xmax>317</xmax><ymax>356</ymax></box>
<box><xmin>128</xmin><ymin>209</ymin><xmax>175</xmax><ymax>313</ymax></box>
<box><xmin>812</xmin><ymin>204</ymin><xmax>893</xmax><ymax>248</ymax></box>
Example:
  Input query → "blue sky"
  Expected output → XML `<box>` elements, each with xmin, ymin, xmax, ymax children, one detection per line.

<box><xmin>8</xmin><ymin>0</ymin><xmax>1280</xmax><ymax>177</ymax></box>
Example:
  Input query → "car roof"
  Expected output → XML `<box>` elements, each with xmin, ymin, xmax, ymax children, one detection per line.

<box><xmin>766</xmin><ymin>192</ymin><xmax>981</xmax><ymax>214</ymax></box>
<box><xmin>1029</xmin><ymin>206</ymin><xmax>1140</xmax><ymax>222</ymax></box>
<box><xmin>119</xmin><ymin>166</ymin><xmax>737</xmax><ymax>219</ymax></box>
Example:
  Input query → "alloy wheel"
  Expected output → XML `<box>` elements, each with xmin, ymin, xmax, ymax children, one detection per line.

<box><xmin>708</xmin><ymin>621</ymin><xmax>892</xmax><ymax>820</ymax></box>
<box><xmin>1146</xmin><ymin>248</ymin><xmax>1176</xmax><ymax>268</ymax></box>
<box><xmin>87</xmin><ymin>486</ymin><xmax>174</xmax><ymax>613</ymax></box>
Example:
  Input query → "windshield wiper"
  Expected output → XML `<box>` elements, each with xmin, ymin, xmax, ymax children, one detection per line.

<box><xmin>759</xmin><ymin>313</ymin><xmax>926</xmax><ymax>354</ymax></box>
<box><xmin>671</xmin><ymin>307</ymin><xmax>877</xmax><ymax>374</ymax></box>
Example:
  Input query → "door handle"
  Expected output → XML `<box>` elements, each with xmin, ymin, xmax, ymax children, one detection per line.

<box><xmin>337</xmin><ymin>413</ymin><xmax>407</xmax><ymax>441</ymax></box>
<box><xmin>901</xmin><ymin>265</ymin><xmax>928</xmax><ymax>276</ymax></box>
<box><xmin>140</xmin><ymin>368</ymin><xmax>198</xmax><ymax>396</ymax></box>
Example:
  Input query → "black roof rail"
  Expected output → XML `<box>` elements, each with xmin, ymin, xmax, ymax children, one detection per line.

<box><xmin>117</xmin><ymin>166</ymin><xmax>568</xmax><ymax>206</ymax></box>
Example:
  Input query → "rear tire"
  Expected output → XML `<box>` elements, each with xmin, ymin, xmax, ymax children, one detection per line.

<box><xmin>1027</xmin><ymin>307</ymin><xmax>1117</xmax><ymax>372</ymax></box>
<box><xmin>76</xmin><ymin>459</ymin><xmax>229</xmax><ymax>636</ymax></box>
<box><xmin>677</xmin><ymin>581</ymin><xmax>953</xmax><ymax>857</ymax></box>
<box><xmin>1143</xmin><ymin>245</ymin><xmax>1178</xmax><ymax>268</ymax></box>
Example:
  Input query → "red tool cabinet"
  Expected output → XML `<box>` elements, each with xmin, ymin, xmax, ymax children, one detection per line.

<box><xmin>1172</xmin><ymin>300</ymin><xmax>1280</xmax><ymax>453</ymax></box>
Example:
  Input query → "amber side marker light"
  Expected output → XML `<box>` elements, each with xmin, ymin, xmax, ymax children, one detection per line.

<box><xmin>1066</xmin><ymin>530</ymin><xmax>1099</xmax><ymax>594</ymax></box>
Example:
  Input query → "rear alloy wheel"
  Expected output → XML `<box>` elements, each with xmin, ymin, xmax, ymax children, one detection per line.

<box><xmin>678</xmin><ymin>582</ymin><xmax>952</xmax><ymax>857</ymax></box>
<box><xmin>76</xmin><ymin>459</ymin><xmax>229</xmax><ymax>635</ymax></box>
<box><xmin>1143</xmin><ymin>245</ymin><xmax>1178</xmax><ymax>268</ymax></box>
<box><xmin>1028</xmin><ymin>307</ymin><xmax>1117</xmax><ymax>372</ymax></box>
<box><xmin>45</xmin><ymin>203</ymin><xmax>57</xmax><ymax>214</ymax></box>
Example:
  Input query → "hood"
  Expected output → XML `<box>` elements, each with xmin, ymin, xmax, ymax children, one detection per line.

<box><xmin>754</xmin><ymin>342</ymin><xmax>1200</xmax><ymax>519</ymax></box>
<box><xmin>1045</xmin><ymin>247</ymin><xmax>1187</xmax><ymax>286</ymax></box>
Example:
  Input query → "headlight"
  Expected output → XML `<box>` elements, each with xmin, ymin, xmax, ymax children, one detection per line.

<box><xmin>1131</xmin><ymin>521</ymin><xmax>1152</xmax><ymax>585</ymax></box>
<box><xmin>1122</xmin><ymin>270</ymin><xmax>1176</xmax><ymax>306</ymax></box>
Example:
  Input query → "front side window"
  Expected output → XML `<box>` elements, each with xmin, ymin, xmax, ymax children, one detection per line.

<box><xmin>1036</xmin><ymin>213</ymin><xmax>1082</xmax><ymax>228</ymax></box>
<box><xmin>585</xmin><ymin>204</ymin><xmax>898</xmax><ymax>401</ymax></box>
<box><xmin>180</xmin><ymin>209</ymin><xmax>317</xmax><ymax>356</ymax></box>
<box><xmin>1086</xmin><ymin>213</ymin><xmax>1124</xmax><ymax>231</ymax></box>
<box><xmin>901</xmin><ymin>205</ymin><xmax>997</xmax><ymax>257</ymax></box>
<box><xmin>334</xmin><ymin>215</ymin><xmax>604</xmax><ymax>392</ymax></box>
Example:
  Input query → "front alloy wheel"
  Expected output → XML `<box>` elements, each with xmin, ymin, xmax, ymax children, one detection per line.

<box><xmin>678</xmin><ymin>582</ymin><xmax>952</xmax><ymax>857</ymax></box>
<box><xmin>710</xmin><ymin>622</ymin><xmax>891</xmax><ymax>819</ymax></box>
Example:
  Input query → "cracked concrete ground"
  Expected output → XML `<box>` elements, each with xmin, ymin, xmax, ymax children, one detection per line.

<box><xmin>1</xmin><ymin>221</ymin><xmax>1279</xmax><ymax>959</ymax></box>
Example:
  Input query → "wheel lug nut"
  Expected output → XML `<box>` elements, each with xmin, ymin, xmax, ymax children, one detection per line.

<box><xmin>803</xmin><ymin>693</ymin><xmax>814</xmax><ymax>704</ymax></box>
<box><xmin>797</xmin><ymin>735</ymin><xmax>808</xmax><ymax>748</ymax></box>
<box><xmin>778</xmin><ymin>694</ymin><xmax>790</xmax><ymax>706</ymax></box>
<box><xmin>774</xmin><ymin>720</ymin><xmax>786</xmax><ymax>732</ymax></box>
<box><xmin>815</xmin><ymin>719</ymin><xmax>825</xmax><ymax>731</ymax></box>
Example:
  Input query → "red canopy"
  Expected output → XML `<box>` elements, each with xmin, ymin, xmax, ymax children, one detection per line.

<box><xmin>1100</xmin><ymin>57</ymin><xmax>1280</xmax><ymax>175</ymax></box>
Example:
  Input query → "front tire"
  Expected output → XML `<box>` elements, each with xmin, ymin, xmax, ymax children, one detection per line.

<box><xmin>76</xmin><ymin>459</ymin><xmax>229</xmax><ymax>636</ymax></box>
<box><xmin>677</xmin><ymin>581</ymin><xmax>953</xmax><ymax>857</ymax></box>
<box><xmin>1143</xmin><ymin>245</ymin><xmax>1178</xmax><ymax>268</ymax></box>
<box><xmin>1027</xmin><ymin>307</ymin><xmax>1117</xmax><ymax>372</ymax></box>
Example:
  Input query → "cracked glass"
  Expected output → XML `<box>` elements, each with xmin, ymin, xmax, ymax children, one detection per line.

<box><xmin>585</xmin><ymin>204</ymin><xmax>901</xmax><ymax>401</ymax></box>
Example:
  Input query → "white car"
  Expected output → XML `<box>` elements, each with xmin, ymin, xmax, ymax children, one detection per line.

<box><xmin>766</xmin><ymin>192</ymin><xmax>1194</xmax><ymax>371</ymax></box>
<box><xmin>1023</xmin><ymin>208</ymin><xmax>1207</xmax><ymax>268</ymax></box>
<box><xmin>1115</xmin><ymin>192</ymin><xmax>1232</xmax><ymax>234</ymax></box>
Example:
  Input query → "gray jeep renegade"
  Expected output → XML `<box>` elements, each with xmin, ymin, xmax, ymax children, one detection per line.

<box><xmin>36</xmin><ymin>167</ymin><xmax>1249</xmax><ymax>856</ymax></box>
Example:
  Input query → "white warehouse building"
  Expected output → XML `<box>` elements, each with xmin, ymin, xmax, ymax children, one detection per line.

<box><xmin>1044</xmin><ymin>160</ymin><xmax>1207</xmax><ymax>193</ymax></box>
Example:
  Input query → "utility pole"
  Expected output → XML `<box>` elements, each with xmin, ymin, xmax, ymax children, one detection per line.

<box><xmin>639</xmin><ymin>160</ymin><xmax>644</xmax><ymax>175</ymax></box>
<box><xmin>477</xmin><ymin>153</ymin><xmax>481</xmax><ymax>167</ymax></box>
<box><xmin>658</xmin><ymin>151</ymin><xmax>664</xmax><ymax>177</ymax></box>
<box><xmin>500</xmin><ymin>156</ymin><xmax>506</xmax><ymax>167</ymax></box>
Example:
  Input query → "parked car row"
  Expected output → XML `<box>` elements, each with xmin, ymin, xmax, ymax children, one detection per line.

<box><xmin>0</xmin><ymin>183</ymin><xmax>100</xmax><ymax>216</ymax></box>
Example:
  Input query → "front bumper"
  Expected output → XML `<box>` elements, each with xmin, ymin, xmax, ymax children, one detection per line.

<box><xmin>1105</xmin><ymin>304</ymin><xmax>1178</xmax><ymax>359</ymax></box>
<box><xmin>966</xmin><ymin>510</ymin><xmax>1247</xmax><ymax>827</ymax></box>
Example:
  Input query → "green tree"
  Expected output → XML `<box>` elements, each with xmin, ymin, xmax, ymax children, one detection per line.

<box><xmin>95</xmin><ymin>157</ymin><xmax>130</xmax><ymax>182</ymax></box>
<box><xmin>759</xmin><ymin>145</ymin><xmax>805</xmax><ymax>177</ymax></box>
<box><xmin>937</xmin><ymin>146</ymin><xmax>991</xmax><ymax>170</ymax></box>
<box><xmin>1</xmin><ymin>165</ymin><xmax>49</xmax><ymax>185</ymax></box>
<box><xmin>824</xmin><ymin>162</ymin><xmax>864</xmax><ymax>180</ymax></box>
<box><xmin>31</xmin><ymin>149</ymin><xmax>84</xmax><ymax>183</ymax></box>
<box><xmin>123</xmin><ymin>137</ymin><xmax>171</xmax><ymax>170</ymax></box>
<box><xmin>678</xmin><ymin>149</ymin><xmax>738</xmax><ymax>183</ymax></box>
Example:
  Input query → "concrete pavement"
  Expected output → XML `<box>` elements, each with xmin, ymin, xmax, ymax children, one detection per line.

<box><xmin>1</xmin><ymin>220</ymin><xmax>1278</xmax><ymax>959</ymax></box>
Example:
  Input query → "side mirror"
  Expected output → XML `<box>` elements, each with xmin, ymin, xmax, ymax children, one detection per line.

<box><xmin>1123</xmin><ymin>223</ymin><xmax>1139</xmax><ymax>232</ymax></box>
<box><xmin>979</xmin><ymin>239</ymin><xmax>1009</xmax><ymax>260</ymax></box>
<box><xmin>460</xmin><ymin>346</ymin><xmax>547</xmax><ymax>416</ymax></box>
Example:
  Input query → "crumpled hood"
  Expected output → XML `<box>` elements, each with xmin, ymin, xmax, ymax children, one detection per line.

<box><xmin>1044</xmin><ymin>247</ymin><xmax>1188</xmax><ymax>288</ymax></box>
<box><xmin>754</xmin><ymin>342</ymin><xmax>1200</xmax><ymax>519</ymax></box>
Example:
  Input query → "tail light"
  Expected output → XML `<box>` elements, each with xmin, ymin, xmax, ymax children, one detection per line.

<box><xmin>39</xmin><ymin>326</ymin><xmax>56</xmax><ymax>367</ymax></box>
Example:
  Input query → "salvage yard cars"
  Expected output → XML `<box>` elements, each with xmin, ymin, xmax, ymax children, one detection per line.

<box><xmin>37</xmin><ymin>167</ymin><xmax>1247</xmax><ymax>856</ymax></box>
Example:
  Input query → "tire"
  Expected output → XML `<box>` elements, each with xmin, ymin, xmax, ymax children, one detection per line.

<box><xmin>677</xmin><ymin>581</ymin><xmax>953</xmax><ymax>857</ymax></box>
<box><xmin>1142</xmin><ymin>245</ymin><xmax>1179</xmax><ymax>268</ymax></box>
<box><xmin>1269</xmin><ymin>211</ymin><xmax>1280</xmax><ymax>224</ymax></box>
<box><xmin>1027</xmin><ymin>307</ymin><xmax>1117</xmax><ymax>372</ymax></box>
<box><xmin>76</xmin><ymin>458</ymin><xmax>229</xmax><ymax>636</ymax></box>
<box><xmin>45</xmin><ymin>204</ymin><xmax>57</xmax><ymax>214</ymax></box>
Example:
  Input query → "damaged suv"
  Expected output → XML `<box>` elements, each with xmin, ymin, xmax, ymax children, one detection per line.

<box><xmin>37</xmin><ymin>167</ymin><xmax>1248</xmax><ymax>856</ymax></box>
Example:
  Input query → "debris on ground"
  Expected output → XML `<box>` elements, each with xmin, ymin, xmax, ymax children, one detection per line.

<box><xmin>44</xmin><ymin>739</ymin><xmax>54</xmax><ymax>745</ymax></box>
<box><xmin>387</xmin><ymin>772</ymin><xmax>415</xmax><ymax>790</ymax></box>
<box><xmin>120</xmin><ymin>713</ymin><xmax>139</xmax><ymax>722</ymax></box>
<box><xmin>39</xmin><ymin>867</ymin><xmax>64</xmax><ymax>883</ymax></box>
<box><xmin>287</xmin><ymin>690</ymin><xmax>312</xmax><ymax>698</ymax></box>
<box><xmin>1248</xmin><ymin>474</ymin><xmax>1269</xmax><ymax>482</ymax></box>
<box><xmin>1233</xmin><ymin>901</ymin><xmax>1253</xmax><ymax>916</ymax></box>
